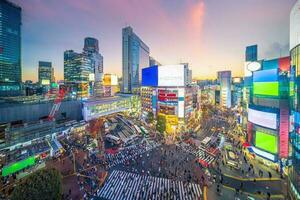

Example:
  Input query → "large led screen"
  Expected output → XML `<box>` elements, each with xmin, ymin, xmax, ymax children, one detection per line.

<box><xmin>142</xmin><ymin>65</ymin><xmax>158</xmax><ymax>86</ymax></box>
<box><xmin>2</xmin><ymin>156</ymin><xmax>35</xmax><ymax>177</ymax></box>
<box><xmin>253</xmin><ymin>82</ymin><xmax>279</xmax><ymax>96</ymax></box>
<box><xmin>253</xmin><ymin>69</ymin><xmax>278</xmax><ymax>82</ymax></box>
<box><xmin>248</xmin><ymin>108</ymin><xmax>277</xmax><ymax>129</ymax></box>
<box><xmin>158</xmin><ymin>65</ymin><xmax>184</xmax><ymax>87</ymax></box>
<box><xmin>255</xmin><ymin>131</ymin><xmax>278</xmax><ymax>154</ymax></box>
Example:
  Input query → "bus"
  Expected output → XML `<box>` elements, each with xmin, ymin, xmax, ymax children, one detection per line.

<box><xmin>105</xmin><ymin>134</ymin><xmax>121</xmax><ymax>145</ymax></box>
<box><xmin>134</xmin><ymin>125</ymin><xmax>142</xmax><ymax>134</ymax></box>
<box><xmin>140</xmin><ymin>126</ymin><xmax>149</xmax><ymax>136</ymax></box>
<box><xmin>201</xmin><ymin>137</ymin><xmax>211</xmax><ymax>146</ymax></box>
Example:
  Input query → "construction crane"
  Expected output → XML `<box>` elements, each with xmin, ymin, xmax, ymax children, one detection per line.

<box><xmin>48</xmin><ymin>87</ymin><xmax>66</xmax><ymax>121</ymax></box>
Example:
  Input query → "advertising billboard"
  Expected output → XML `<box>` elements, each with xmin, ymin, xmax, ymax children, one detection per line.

<box><xmin>103</xmin><ymin>74</ymin><xmax>118</xmax><ymax>86</ymax></box>
<box><xmin>142</xmin><ymin>65</ymin><xmax>158</xmax><ymax>86</ymax></box>
<box><xmin>248</xmin><ymin>108</ymin><xmax>277</xmax><ymax>129</ymax></box>
<box><xmin>253</xmin><ymin>69</ymin><xmax>278</xmax><ymax>82</ymax></box>
<box><xmin>255</xmin><ymin>131</ymin><xmax>278</xmax><ymax>154</ymax></box>
<box><xmin>2</xmin><ymin>156</ymin><xmax>35</xmax><ymax>177</ymax></box>
<box><xmin>279</xmin><ymin>101</ymin><xmax>289</xmax><ymax>158</ymax></box>
<box><xmin>41</xmin><ymin>79</ymin><xmax>50</xmax><ymax>85</ymax></box>
<box><xmin>158</xmin><ymin>65</ymin><xmax>185</xmax><ymax>86</ymax></box>
<box><xmin>178</xmin><ymin>101</ymin><xmax>184</xmax><ymax>118</ymax></box>
<box><xmin>253</xmin><ymin>82</ymin><xmax>279</xmax><ymax>96</ymax></box>
<box><xmin>278</xmin><ymin>57</ymin><xmax>290</xmax><ymax>72</ymax></box>
<box><xmin>158</xmin><ymin>89</ymin><xmax>178</xmax><ymax>102</ymax></box>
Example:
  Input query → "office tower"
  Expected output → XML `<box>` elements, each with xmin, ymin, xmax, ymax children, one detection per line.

<box><xmin>217</xmin><ymin>71</ymin><xmax>231</xmax><ymax>108</ymax></box>
<box><xmin>182</xmin><ymin>63</ymin><xmax>192</xmax><ymax>86</ymax></box>
<box><xmin>38</xmin><ymin>61</ymin><xmax>53</xmax><ymax>85</ymax></box>
<box><xmin>289</xmin><ymin>1</ymin><xmax>300</xmax><ymax>199</ymax></box>
<box><xmin>122</xmin><ymin>26</ymin><xmax>150</xmax><ymax>93</ymax></box>
<box><xmin>64</xmin><ymin>50</ymin><xmax>90</xmax><ymax>97</ymax></box>
<box><xmin>0</xmin><ymin>0</ymin><xmax>22</xmax><ymax>96</ymax></box>
<box><xmin>83</xmin><ymin>37</ymin><xmax>104</xmax><ymax>97</ymax></box>
<box><xmin>290</xmin><ymin>0</ymin><xmax>300</xmax><ymax>51</ymax></box>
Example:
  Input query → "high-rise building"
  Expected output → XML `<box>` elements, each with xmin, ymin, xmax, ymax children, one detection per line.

<box><xmin>64</xmin><ymin>37</ymin><xmax>103</xmax><ymax>98</ymax></box>
<box><xmin>64</xmin><ymin>50</ymin><xmax>90</xmax><ymax>97</ymax></box>
<box><xmin>141</xmin><ymin>64</ymin><xmax>196</xmax><ymax>134</ymax></box>
<box><xmin>218</xmin><ymin>71</ymin><xmax>231</xmax><ymax>108</ymax></box>
<box><xmin>0</xmin><ymin>0</ymin><xmax>22</xmax><ymax>96</ymax></box>
<box><xmin>290</xmin><ymin>0</ymin><xmax>300</xmax><ymax>51</ymax></box>
<box><xmin>83</xmin><ymin>37</ymin><xmax>104</xmax><ymax>98</ymax></box>
<box><xmin>38</xmin><ymin>61</ymin><xmax>54</xmax><ymax>85</ymax></box>
<box><xmin>289</xmin><ymin>1</ymin><xmax>300</xmax><ymax>199</ymax></box>
<box><xmin>122</xmin><ymin>26</ymin><xmax>150</xmax><ymax>93</ymax></box>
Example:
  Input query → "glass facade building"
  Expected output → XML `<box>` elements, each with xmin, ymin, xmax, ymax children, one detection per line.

<box><xmin>289</xmin><ymin>44</ymin><xmax>300</xmax><ymax>200</ymax></box>
<box><xmin>64</xmin><ymin>37</ymin><xmax>103</xmax><ymax>98</ymax></box>
<box><xmin>122</xmin><ymin>26</ymin><xmax>150</xmax><ymax>93</ymax></box>
<box><xmin>0</xmin><ymin>0</ymin><xmax>22</xmax><ymax>96</ymax></box>
<box><xmin>38</xmin><ymin>61</ymin><xmax>53</xmax><ymax>85</ymax></box>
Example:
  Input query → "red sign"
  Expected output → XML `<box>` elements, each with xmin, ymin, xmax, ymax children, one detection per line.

<box><xmin>278</xmin><ymin>57</ymin><xmax>290</xmax><ymax>72</ymax></box>
<box><xmin>247</xmin><ymin>122</ymin><xmax>253</xmax><ymax>143</ymax></box>
<box><xmin>279</xmin><ymin>100</ymin><xmax>289</xmax><ymax>158</ymax></box>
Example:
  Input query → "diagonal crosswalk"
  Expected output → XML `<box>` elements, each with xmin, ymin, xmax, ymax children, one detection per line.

<box><xmin>105</xmin><ymin>141</ymin><xmax>160</xmax><ymax>168</ymax></box>
<box><xmin>176</xmin><ymin>142</ymin><xmax>215</xmax><ymax>165</ymax></box>
<box><xmin>97</xmin><ymin>170</ymin><xmax>202</xmax><ymax>200</ymax></box>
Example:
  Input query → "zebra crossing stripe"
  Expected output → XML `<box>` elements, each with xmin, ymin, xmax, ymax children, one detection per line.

<box><xmin>98</xmin><ymin>170</ymin><xmax>203</xmax><ymax>200</ymax></box>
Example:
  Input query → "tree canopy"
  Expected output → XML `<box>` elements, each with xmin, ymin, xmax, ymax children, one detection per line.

<box><xmin>11</xmin><ymin>168</ymin><xmax>62</xmax><ymax>200</ymax></box>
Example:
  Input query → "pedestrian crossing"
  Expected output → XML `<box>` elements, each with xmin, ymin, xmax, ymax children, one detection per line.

<box><xmin>97</xmin><ymin>170</ymin><xmax>202</xmax><ymax>200</ymax></box>
<box><xmin>105</xmin><ymin>141</ymin><xmax>160</xmax><ymax>168</ymax></box>
<box><xmin>177</xmin><ymin>142</ymin><xmax>215</xmax><ymax>165</ymax></box>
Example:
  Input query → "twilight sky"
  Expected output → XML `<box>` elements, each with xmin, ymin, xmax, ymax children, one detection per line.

<box><xmin>13</xmin><ymin>0</ymin><xmax>296</xmax><ymax>81</ymax></box>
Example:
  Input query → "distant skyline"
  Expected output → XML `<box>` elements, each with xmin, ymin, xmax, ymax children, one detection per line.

<box><xmin>13</xmin><ymin>0</ymin><xmax>295</xmax><ymax>82</ymax></box>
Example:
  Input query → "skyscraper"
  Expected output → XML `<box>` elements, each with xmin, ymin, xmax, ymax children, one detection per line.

<box><xmin>64</xmin><ymin>37</ymin><xmax>103</xmax><ymax>98</ymax></box>
<box><xmin>122</xmin><ymin>26</ymin><xmax>150</xmax><ymax>93</ymax></box>
<box><xmin>38</xmin><ymin>61</ymin><xmax>53</xmax><ymax>85</ymax></box>
<box><xmin>83</xmin><ymin>37</ymin><xmax>104</xmax><ymax>98</ymax></box>
<box><xmin>289</xmin><ymin>1</ymin><xmax>300</xmax><ymax>199</ymax></box>
<box><xmin>0</xmin><ymin>0</ymin><xmax>22</xmax><ymax>96</ymax></box>
<box><xmin>218</xmin><ymin>71</ymin><xmax>232</xmax><ymax>108</ymax></box>
<box><xmin>290</xmin><ymin>0</ymin><xmax>300</xmax><ymax>51</ymax></box>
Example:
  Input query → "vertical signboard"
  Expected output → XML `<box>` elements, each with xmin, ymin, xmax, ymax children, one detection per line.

<box><xmin>279</xmin><ymin>100</ymin><xmax>289</xmax><ymax>158</ymax></box>
<box><xmin>247</xmin><ymin>122</ymin><xmax>253</xmax><ymax>143</ymax></box>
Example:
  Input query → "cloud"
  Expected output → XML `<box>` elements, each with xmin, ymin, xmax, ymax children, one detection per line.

<box><xmin>263</xmin><ymin>42</ymin><xmax>289</xmax><ymax>59</ymax></box>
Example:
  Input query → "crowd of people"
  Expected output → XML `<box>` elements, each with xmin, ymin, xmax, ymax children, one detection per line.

<box><xmin>97</xmin><ymin>170</ymin><xmax>202</xmax><ymax>200</ymax></box>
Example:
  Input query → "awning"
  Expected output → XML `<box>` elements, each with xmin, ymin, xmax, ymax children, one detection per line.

<box><xmin>242</xmin><ymin>142</ymin><xmax>250</xmax><ymax>148</ymax></box>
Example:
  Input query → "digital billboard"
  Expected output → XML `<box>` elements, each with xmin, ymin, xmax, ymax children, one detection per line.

<box><xmin>262</xmin><ymin>59</ymin><xmax>279</xmax><ymax>70</ymax></box>
<box><xmin>248</xmin><ymin>108</ymin><xmax>277</xmax><ymax>129</ymax></box>
<box><xmin>278</xmin><ymin>57</ymin><xmax>290</xmax><ymax>72</ymax></box>
<box><xmin>142</xmin><ymin>65</ymin><xmax>158</xmax><ymax>86</ymax></box>
<box><xmin>255</xmin><ymin>131</ymin><xmax>278</xmax><ymax>154</ymax></box>
<box><xmin>158</xmin><ymin>65</ymin><xmax>184</xmax><ymax>86</ymax></box>
<box><xmin>103</xmin><ymin>74</ymin><xmax>118</xmax><ymax>86</ymax></box>
<box><xmin>2</xmin><ymin>156</ymin><xmax>35</xmax><ymax>177</ymax></box>
<box><xmin>279</xmin><ymin>101</ymin><xmax>289</xmax><ymax>158</ymax></box>
<box><xmin>41</xmin><ymin>79</ymin><xmax>50</xmax><ymax>85</ymax></box>
<box><xmin>253</xmin><ymin>82</ymin><xmax>279</xmax><ymax>96</ymax></box>
<box><xmin>253</xmin><ymin>69</ymin><xmax>278</xmax><ymax>82</ymax></box>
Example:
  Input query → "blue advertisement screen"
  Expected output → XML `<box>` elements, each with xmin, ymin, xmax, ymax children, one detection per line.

<box><xmin>253</xmin><ymin>69</ymin><xmax>278</xmax><ymax>82</ymax></box>
<box><xmin>262</xmin><ymin>59</ymin><xmax>279</xmax><ymax>70</ymax></box>
<box><xmin>142</xmin><ymin>65</ymin><xmax>158</xmax><ymax>86</ymax></box>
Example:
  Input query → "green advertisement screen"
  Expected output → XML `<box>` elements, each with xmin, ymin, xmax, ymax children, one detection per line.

<box><xmin>255</xmin><ymin>131</ymin><xmax>277</xmax><ymax>154</ymax></box>
<box><xmin>253</xmin><ymin>82</ymin><xmax>279</xmax><ymax>96</ymax></box>
<box><xmin>2</xmin><ymin>156</ymin><xmax>35</xmax><ymax>177</ymax></box>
